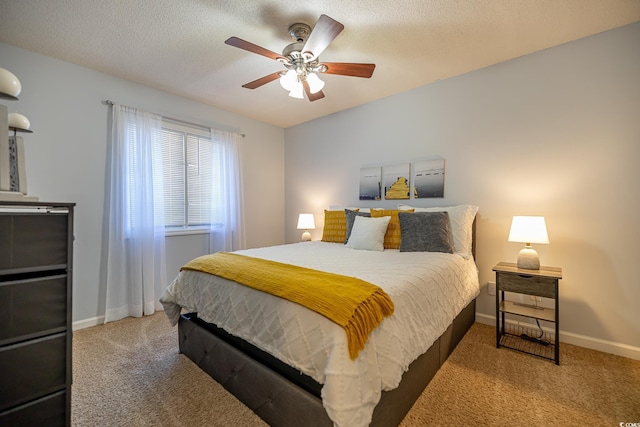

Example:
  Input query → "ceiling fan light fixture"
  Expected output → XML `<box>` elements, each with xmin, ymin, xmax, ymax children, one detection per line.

<box><xmin>288</xmin><ymin>82</ymin><xmax>304</xmax><ymax>99</ymax></box>
<box><xmin>306</xmin><ymin>72</ymin><xmax>325</xmax><ymax>94</ymax></box>
<box><xmin>226</xmin><ymin>14</ymin><xmax>374</xmax><ymax>102</ymax></box>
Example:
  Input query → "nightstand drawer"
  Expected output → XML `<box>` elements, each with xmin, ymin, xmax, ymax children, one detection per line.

<box><xmin>498</xmin><ymin>273</ymin><xmax>557</xmax><ymax>298</ymax></box>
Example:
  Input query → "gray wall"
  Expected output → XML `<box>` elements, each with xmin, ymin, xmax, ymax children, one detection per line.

<box><xmin>284</xmin><ymin>23</ymin><xmax>640</xmax><ymax>357</ymax></box>
<box><xmin>0</xmin><ymin>42</ymin><xmax>286</xmax><ymax>325</ymax></box>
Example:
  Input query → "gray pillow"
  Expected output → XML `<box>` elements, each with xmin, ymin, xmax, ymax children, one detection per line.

<box><xmin>345</xmin><ymin>209</ymin><xmax>371</xmax><ymax>243</ymax></box>
<box><xmin>398</xmin><ymin>211</ymin><xmax>454</xmax><ymax>253</ymax></box>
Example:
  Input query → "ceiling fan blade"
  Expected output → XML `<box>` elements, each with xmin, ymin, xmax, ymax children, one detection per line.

<box><xmin>225</xmin><ymin>36</ymin><xmax>285</xmax><ymax>62</ymax></box>
<box><xmin>321</xmin><ymin>62</ymin><xmax>376</xmax><ymax>78</ymax></box>
<box><xmin>303</xmin><ymin>80</ymin><xmax>325</xmax><ymax>102</ymax></box>
<box><xmin>242</xmin><ymin>71</ymin><xmax>282</xmax><ymax>89</ymax></box>
<box><xmin>302</xmin><ymin>14</ymin><xmax>344</xmax><ymax>60</ymax></box>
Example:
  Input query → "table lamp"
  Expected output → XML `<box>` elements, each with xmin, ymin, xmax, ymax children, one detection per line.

<box><xmin>297</xmin><ymin>213</ymin><xmax>315</xmax><ymax>242</ymax></box>
<box><xmin>508</xmin><ymin>216</ymin><xmax>549</xmax><ymax>270</ymax></box>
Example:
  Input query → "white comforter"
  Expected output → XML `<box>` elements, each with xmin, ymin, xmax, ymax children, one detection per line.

<box><xmin>160</xmin><ymin>242</ymin><xmax>479</xmax><ymax>427</ymax></box>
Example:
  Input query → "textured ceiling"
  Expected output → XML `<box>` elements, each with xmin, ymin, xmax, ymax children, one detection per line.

<box><xmin>1</xmin><ymin>1</ymin><xmax>639</xmax><ymax>128</ymax></box>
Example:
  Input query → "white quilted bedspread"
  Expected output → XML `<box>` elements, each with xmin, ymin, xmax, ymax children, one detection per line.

<box><xmin>160</xmin><ymin>242</ymin><xmax>479</xmax><ymax>427</ymax></box>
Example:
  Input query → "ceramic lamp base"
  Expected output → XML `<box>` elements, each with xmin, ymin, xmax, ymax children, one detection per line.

<box><xmin>517</xmin><ymin>246</ymin><xmax>540</xmax><ymax>270</ymax></box>
<box><xmin>301</xmin><ymin>230</ymin><xmax>311</xmax><ymax>242</ymax></box>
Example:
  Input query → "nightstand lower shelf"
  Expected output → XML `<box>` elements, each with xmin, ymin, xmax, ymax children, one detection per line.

<box><xmin>500</xmin><ymin>301</ymin><xmax>555</xmax><ymax>322</ymax></box>
<box><xmin>499</xmin><ymin>323</ymin><xmax>556</xmax><ymax>362</ymax></box>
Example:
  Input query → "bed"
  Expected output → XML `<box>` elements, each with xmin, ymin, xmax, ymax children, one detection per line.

<box><xmin>161</xmin><ymin>205</ymin><xmax>479</xmax><ymax>427</ymax></box>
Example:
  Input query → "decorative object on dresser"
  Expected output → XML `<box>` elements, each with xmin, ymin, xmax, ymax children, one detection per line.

<box><xmin>0</xmin><ymin>68</ymin><xmax>22</xmax><ymax>100</ymax></box>
<box><xmin>0</xmin><ymin>201</ymin><xmax>75</xmax><ymax>426</ymax></box>
<box><xmin>493</xmin><ymin>262</ymin><xmax>562</xmax><ymax>364</ymax></box>
<box><xmin>0</xmin><ymin>67</ymin><xmax>38</xmax><ymax>202</ymax></box>
<box><xmin>507</xmin><ymin>216</ymin><xmax>549</xmax><ymax>270</ymax></box>
<box><xmin>296</xmin><ymin>213</ymin><xmax>315</xmax><ymax>241</ymax></box>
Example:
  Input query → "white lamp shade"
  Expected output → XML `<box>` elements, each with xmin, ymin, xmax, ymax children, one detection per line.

<box><xmin>0</xmin><ymin>67</ymin><xmax>22</xmax><ymax>97</ymax></box>
<box><xmin>508</xmin><ymin>216</ymin><xmax>549</xmax><ymax>244</ymax></box>
<box><xmin>288</xmin><ymin>82</ymin><xmax>304</xmax><ymax>99</ymax></box>
<box><xmin>306</xmin><ymin>72</ymin><xmax>325</xmax><ymax>94</ymax></box>
<box><xmin>279</xmin><ymin>69</ymin><xmax>298</xmax><ymax>91</ymax></box>
<box><xmin>8</xmin><ymin>113</ymin><xmax>31</xmax><ymax>130</ymax></box>
<box><xmin>297</xmin><ymin>213</ymin><xmax>315</xmax><ymax>230</ymax></box>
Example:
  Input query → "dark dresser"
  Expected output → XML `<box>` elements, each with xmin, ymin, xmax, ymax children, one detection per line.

<box><xmin>0</xmin><ymin>201</ymin><xmax>74</xmax><ymax>426</ymax></box>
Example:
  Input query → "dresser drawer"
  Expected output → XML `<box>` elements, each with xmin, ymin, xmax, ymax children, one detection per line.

<box><xmin>0</xmin><ymin>390</ymin><xmax>67</xmax><ymax>427</ymax></box>
<box><xmin>0</xmin><ymin>333</ymin><xmax>67</xmax><ymax>412</ymax></box>
<box><xmin>0</xmin><ymin>213</ymin><xmax>68</xmax><ymax>270</ymax></box>
<box><xmin>497</xmin><ymin>273</ymin><xmax>557</xmax><ymax>298</ymax></box>
<box><xmin>0</xmin><ymin>275</ymin><xmax>68</xmax><ymax>343</ymax></box>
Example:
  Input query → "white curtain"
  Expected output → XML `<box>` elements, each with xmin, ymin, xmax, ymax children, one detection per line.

<box><xmin>103</xmin><ymin>104</ymin><xmax>167</xmax><ymax>323</ymax></box>
<box><xmin>209</xmin><ymin>129</ymin><xmax>245</xmax><ymax>253</ymax></box>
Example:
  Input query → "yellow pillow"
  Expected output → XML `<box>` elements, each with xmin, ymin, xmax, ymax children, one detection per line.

<box><xmin>321</xmin><ymin>209</ymin><xmax>358</xmax><ymax>243</ymax></box>
<box><xmin>370</xmin><ymin>209</ymin><xmax>413</xmax><ymax>249</ymax></box>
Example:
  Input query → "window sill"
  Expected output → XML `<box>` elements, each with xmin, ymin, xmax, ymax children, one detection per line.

<box><xmin>165</xmin><ymin>227</ymin><xmax>210</xmax><ymax>237</ymax></box>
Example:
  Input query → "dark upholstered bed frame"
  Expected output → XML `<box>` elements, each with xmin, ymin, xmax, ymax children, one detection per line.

<box><xmin>177</xmin><ymin>221</ymin><xmax>477</xmax><ymax>426</ymax></box>
<box><xmin>179</xmin><ymin>299</ymin><xmax>475</xmax><ymax>427</ymax></box>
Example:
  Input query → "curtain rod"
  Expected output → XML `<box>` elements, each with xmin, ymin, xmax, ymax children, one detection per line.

<box><xmin>101</xmin><ymin>100</ymin><xmax>245</xmax><ymax>138</ymax></box>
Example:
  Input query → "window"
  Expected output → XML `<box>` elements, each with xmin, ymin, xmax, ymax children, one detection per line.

<box><xmin>159</xmin><ymin>120</ymin><xmax>219</xmax><ymax>231</ymax></box>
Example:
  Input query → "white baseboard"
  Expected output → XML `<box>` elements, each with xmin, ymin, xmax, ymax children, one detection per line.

<box><xmin>476</xmin><ymin>312</ymin><xmax>640</xmax><ymax>361</ymax></box>
<box><xmin>72</xmin><ymin>316</ymin><xmax>105</xmax><ymax>331</ymax></box>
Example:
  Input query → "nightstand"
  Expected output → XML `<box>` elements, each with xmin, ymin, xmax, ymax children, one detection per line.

<box><xmin>493</xmin><ymin>262</ymin><xmax>562</xmax><ymax>364</ymax></box>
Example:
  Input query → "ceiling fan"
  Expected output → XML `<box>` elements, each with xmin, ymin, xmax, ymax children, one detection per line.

<box><xmin>225</xmin><ymin>14</ymin><xmax>375</xmax><ymax>101</ymax></box>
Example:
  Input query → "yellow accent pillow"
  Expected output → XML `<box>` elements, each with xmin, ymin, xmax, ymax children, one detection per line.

<box><xmin>321</xmin><ymin>209</ymin><xmax>358</xmax><ymax>243</ymax></box>
<box><xmin>370</xmin><ymin>209</ymin><xmax>413</xmax><ymax>249</ymax></box>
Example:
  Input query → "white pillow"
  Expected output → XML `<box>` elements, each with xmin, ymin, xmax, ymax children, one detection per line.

<box><xmin>345</xmin><ymin>215</ymin><xmax>391</xmax><ymax>251</ymax></box>
<box><xmin>398</xmin><ymin>204</ymin><xmax>478</xmax><ymax>257</ymax></box>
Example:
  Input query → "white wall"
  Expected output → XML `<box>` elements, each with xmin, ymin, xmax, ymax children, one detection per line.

<box><xmin>0</xmin><ymin>42</ymin><xmax>286</xmax><ymax>324</ymax></box>
<box><xmin>285</xmin><ymin>23</ymin><xmax>640</xmax><ymax>357</ymax></box>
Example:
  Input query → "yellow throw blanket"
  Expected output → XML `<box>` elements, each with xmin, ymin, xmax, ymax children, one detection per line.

<box><xmin>181</xmin><ymin>252</ymin><xmax>395</xmax><ymax>360</ymax></box>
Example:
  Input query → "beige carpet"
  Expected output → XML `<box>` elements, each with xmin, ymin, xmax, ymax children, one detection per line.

<box><xmin>72</xmin><ymin>312</ymin><xmax>640</xmax><ymax>426</ymax></box>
